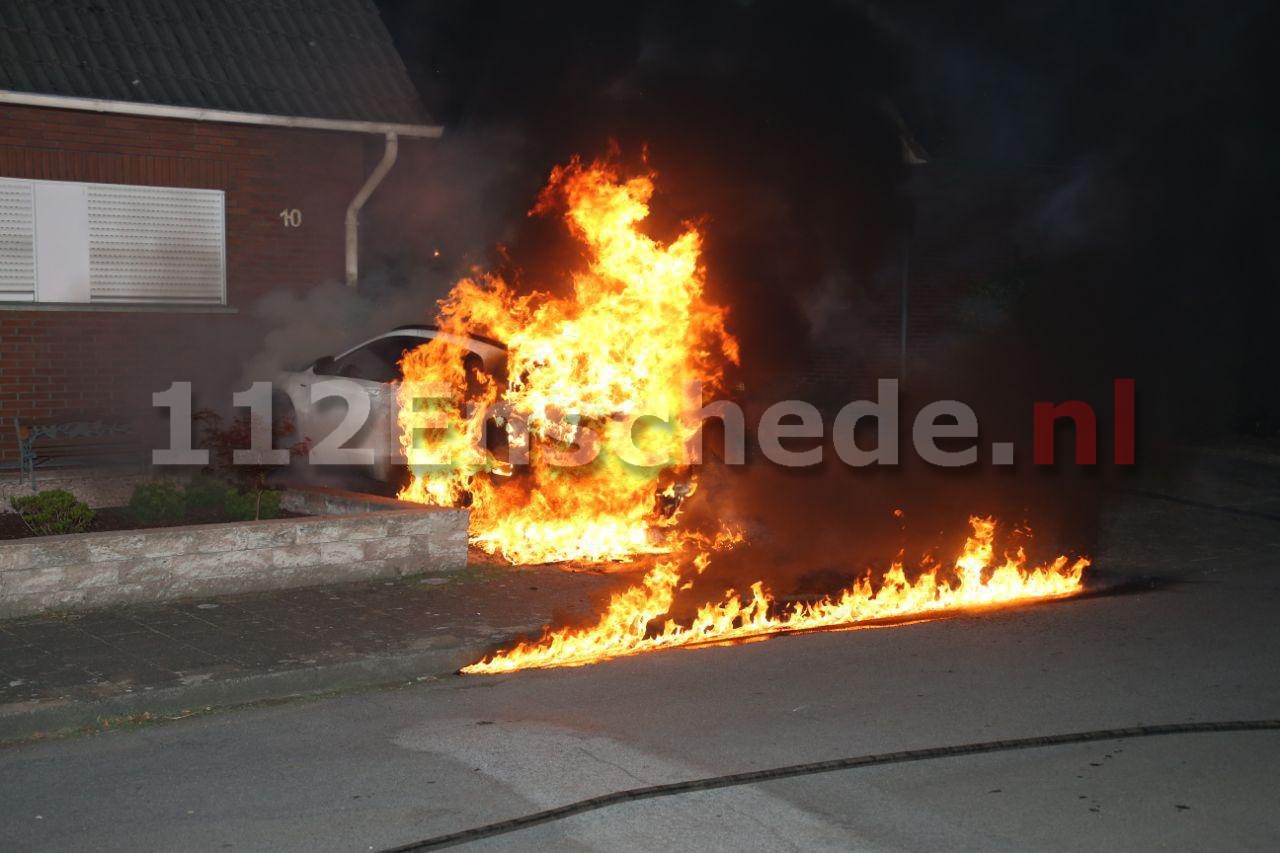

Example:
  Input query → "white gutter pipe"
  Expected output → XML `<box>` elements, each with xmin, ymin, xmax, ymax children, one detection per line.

<box><xmin>345</xmin><ymin>132</ymin><xmax>399</xmax><ymax>288</ymax></box>
<box><xmin>0</xmin><ymin>90</ymin><xmax>444</xmax><ymax>138</ymax></box>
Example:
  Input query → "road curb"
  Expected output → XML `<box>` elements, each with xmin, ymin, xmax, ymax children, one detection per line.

<box><xmin>0</xmin><ymin>637</ymin><xmax>504</xmax><ymax>745</ymax></box>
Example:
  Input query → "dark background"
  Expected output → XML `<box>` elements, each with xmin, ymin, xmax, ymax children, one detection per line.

<box><xmin>375</xmin><ymin>0</ymin><xmax>1275</xmax><ymax>438</ymax></box>
<box><xmin>368</xmin><ymin>0</ymin><xmax>1276</xmax><ymax>572</ymax></box>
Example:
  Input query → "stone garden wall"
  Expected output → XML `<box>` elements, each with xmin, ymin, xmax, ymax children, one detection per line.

<box><xmin>0</xmin><ymin>488</ymin><xmax>468</xmax><ymax>618</ymax></box>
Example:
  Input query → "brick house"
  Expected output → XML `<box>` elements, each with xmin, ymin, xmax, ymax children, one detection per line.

<box><xmin>0</xmin><ymin>0</ymin><xmax>441</xmax><ymax>462</ymax></box>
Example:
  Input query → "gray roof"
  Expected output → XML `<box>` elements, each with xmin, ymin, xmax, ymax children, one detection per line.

<box><xmin>0</xmin><ymin>0</ymin><xmax>430</xmax><ymax>125</ymax></box>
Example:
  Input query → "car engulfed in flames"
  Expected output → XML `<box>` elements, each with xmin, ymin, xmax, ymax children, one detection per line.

<box><xmin>392</xmin><ymin>153</ymin><xmax>1089</xmax><ymax>673</ymax></box>
<box><xmin>396</xmin><ymin>154</ymin><xmax>739</xmax><ymax>566</ymax></box>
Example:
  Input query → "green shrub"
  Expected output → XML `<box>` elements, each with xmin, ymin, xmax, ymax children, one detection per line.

<box><xmin>10</xmin><ymin>489</ymin><xmax>96</xmax><ymax>536</ymax></box>
<box><xmin>183</xmin><ymin>476</ymin><xmax>233</xmax><ymax>517</ymax></box>
<box><xmin>127</xmin><ymin>481</ymin><xmax>186</xmax><ymax>526</ymax></box>
<box><xmin>222</xmin><ymin>487</ymin><xmax>281</xmax><ymax>521</ymax></box>
<box><xmin>257</xmin><ymin>489</ymin><xmax>282</xmax><ymax>520</ymax></box>
<box><xmin>128</xmin><ymin>478</ymin><xmax>281</xmax><ymax>525</ymax></box>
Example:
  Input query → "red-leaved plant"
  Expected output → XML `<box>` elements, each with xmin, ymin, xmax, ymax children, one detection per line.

<box><xmin>194</xmin><ymin>409</ymin><xmax>310</xmax><ymax>519</ymax></box>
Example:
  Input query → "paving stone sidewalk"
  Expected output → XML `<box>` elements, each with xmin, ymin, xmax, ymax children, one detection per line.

<box><xmin>1</xmin><ymin>440</ymin><xmax>1273</xmax><ymax>744</ymax></box>
<box><xmin>0</xmin><ymin>562</ymin><xmax>630</xmax><ymax>741</ymax></box>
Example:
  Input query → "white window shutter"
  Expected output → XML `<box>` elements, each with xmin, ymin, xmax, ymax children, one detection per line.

<box><xmin>87</xmin><ymin>184</ymin><xmax>225</xmax><ymax>304</ymax></box>
<box><xmin>0</xmin><ymin>180</ymin><xmax>36</xmax><ymax>301</ymax></box>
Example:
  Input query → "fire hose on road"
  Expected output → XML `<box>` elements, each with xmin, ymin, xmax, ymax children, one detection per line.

<box><xmin>380</xmin><ymin>719</ymin><xmax>1280</xmax><ymax>851</ymax></box>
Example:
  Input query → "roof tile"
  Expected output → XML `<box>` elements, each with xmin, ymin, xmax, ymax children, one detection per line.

<box><xmin>0</xmin><ymin>0</ymin><xmax>429</xmax><ymax>125</ymax></box>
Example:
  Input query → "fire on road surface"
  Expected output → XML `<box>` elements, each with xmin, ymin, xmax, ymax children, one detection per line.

<box><xmin>462</xmin><ymin>515</ymin><xmax>1087</xmax><ymax>673</ymax></box>
<box><xmin>394</xmin><ymin>153</ymin><xmax>1089</xmax><ymax>674</ymax></box>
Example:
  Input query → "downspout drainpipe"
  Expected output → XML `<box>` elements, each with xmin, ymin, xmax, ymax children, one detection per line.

<box><xmin>345</xmin><ymin>132</ymin><xmax>399</xmax><ymax>288</ymax></box>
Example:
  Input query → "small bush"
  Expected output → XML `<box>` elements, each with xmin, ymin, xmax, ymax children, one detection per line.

<box><xmin>183</xmin><ymin>476</ymin><xmax>233</xmax><ymax>517</ymax></box>
<box><xmin>223</xmin><ymin>487</ymin><xmax>281</xmax><ymax>521</ymax></box>
<box><xmin>193</xmin><ymin>409</ymin><xmax>299</xmax><ymax>522</ymax></box>
<box><xmin>127</xmin><ymin>481</ymin><xmax>186</xmax><ymax>526</ymax></box>
<box><xmin>127</xmin><ymin>478</ymin><xmax>281</xmax><ymax>525</ymax></box>
<box><xmin>11</xmin><ymin>490</ymin><xmax>96</xmax><ymax>536</ymax></box>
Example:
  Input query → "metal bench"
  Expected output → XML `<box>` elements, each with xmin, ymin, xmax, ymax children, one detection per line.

<box><xmin>13</xmin><ymin>417</ymin><xmax>142</xmax><ymax>488</ymax></box>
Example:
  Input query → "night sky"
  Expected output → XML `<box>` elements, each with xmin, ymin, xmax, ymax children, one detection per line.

<box><xmin>375</xmin><ymin>0</ymin><xmax>1276</xmax><ymax>439</ymax></box>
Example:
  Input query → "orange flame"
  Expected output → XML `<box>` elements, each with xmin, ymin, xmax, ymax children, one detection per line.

<box><xmin>397</xmin><ymin>155</ymin><xmax>738</xmax><ymax>564</ymax></box>
<box><xmin>462</xmin><ymin>517</ymin><xmax>1088</xmax><ymax>674</ymax></box>
<box><xmin>397</xmin><ymin>152</ymin><xmax>1089</xmax><ymax>672</ymax></box>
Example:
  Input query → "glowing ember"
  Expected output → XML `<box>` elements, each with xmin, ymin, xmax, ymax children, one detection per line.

<box><xmin>397</xmin><ymin>155</ymin><xmax>738</xmax><ymax>564</ymax></box>
<box><xmin>462</xmin><ymin>517</ymin><xmax>1088</xmax><ymax>674</ymax></box>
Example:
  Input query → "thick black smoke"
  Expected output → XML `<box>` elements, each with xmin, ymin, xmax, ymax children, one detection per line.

<box><xmin>379</xmin><ymin>0</ymin><xmax>1274</xmax><ymax>431</ymax></box>
<box><xmin>378</xmin><ymin>0</ymin><xmax>911</xmax><ymax>388</ymax></box>
<box><xmin>370</xmin><ymin>0</ymin><xmax>1275</xmax><ymax>584</ymax></box>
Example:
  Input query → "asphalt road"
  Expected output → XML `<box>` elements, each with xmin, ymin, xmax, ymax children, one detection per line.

<box><xmin>2</xmin><ymin>491</ymin><xmax>1279</xmax><ymax>852</ymax></box>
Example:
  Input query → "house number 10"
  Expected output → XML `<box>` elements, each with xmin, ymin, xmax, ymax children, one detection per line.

<box><xmin>279</xmin><ymin>208</ymin><xmax>302</xmax><ymax>227</ymax></box>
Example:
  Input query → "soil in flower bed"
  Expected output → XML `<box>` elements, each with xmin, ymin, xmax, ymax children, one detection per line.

<box><xmin>0</xmin><ymin>506</ymin><xmax>305</xmax><ymax>541</ymax></box>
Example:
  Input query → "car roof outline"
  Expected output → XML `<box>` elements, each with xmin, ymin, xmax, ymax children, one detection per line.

<box><xmin>390</xmin><ymin>324</ymin><xmax>508</xmax><ymax>351</ymax></box>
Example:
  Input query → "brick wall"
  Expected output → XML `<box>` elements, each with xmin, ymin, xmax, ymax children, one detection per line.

<box><xmin>0</xmin><ymin>104</ymin><xmax>388</xmax><ymax>460</ymax></box>
<box><xmin>0</xmin><ymin>311</ymin><xmax>264</xmax><ymax>449</ymax></box>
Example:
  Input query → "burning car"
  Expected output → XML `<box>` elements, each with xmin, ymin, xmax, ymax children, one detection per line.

<box><xmin>274</xmin><ymin>325</ymin><xmax>506</xmax><ymax>482</ymax></box>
